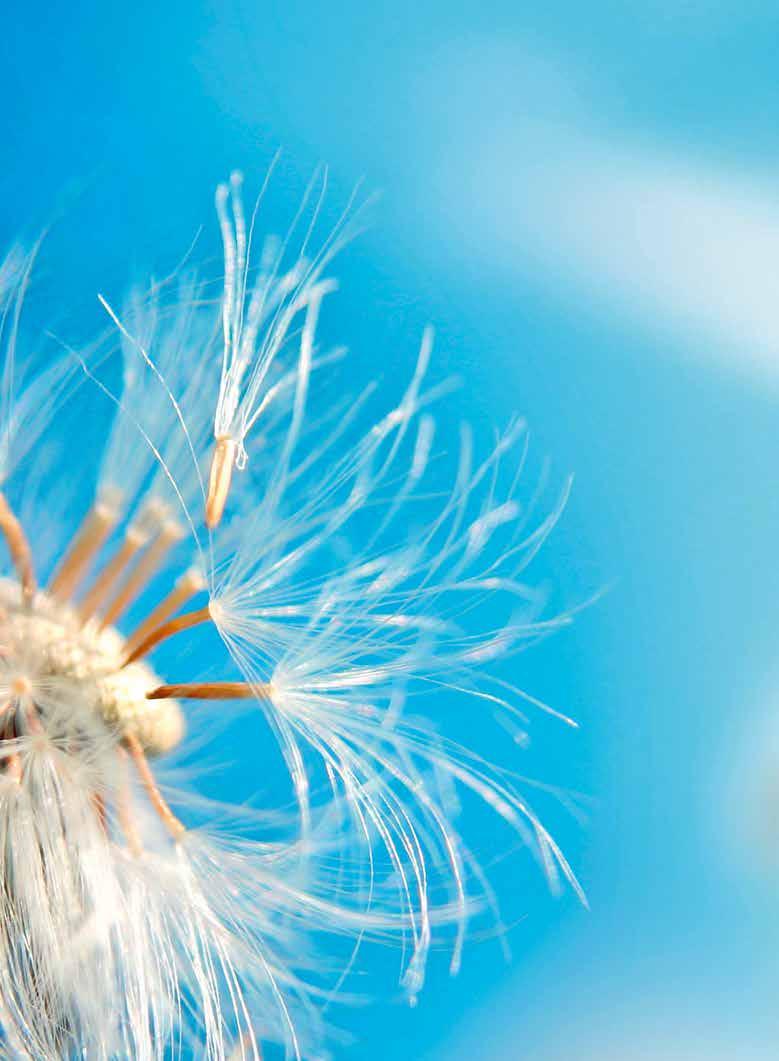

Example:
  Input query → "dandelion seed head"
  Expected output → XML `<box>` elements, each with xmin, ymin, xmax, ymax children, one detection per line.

<box><xmin>0</xmin><ymin>165</ymin><xmax>587</xmax><ymax>1057</ymax></box>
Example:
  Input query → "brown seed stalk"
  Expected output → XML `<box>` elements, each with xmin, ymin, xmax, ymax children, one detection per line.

<box><xmin>0</xmin><ymin>491</ymin><xmax>35</xmax><ymax>603</ymax></box>
<box><xmin>146</xmin><ymin>681</ymin><xmax>268</xmax><ymax>701</ymax></box>
<box><xmin>79</xmin><ymin>529</ymin><xmax>146</xmax><ymax>621</ymax></box>
<box><xmin>101</xmin><ymin>520</ymin><xmax>184</xmax><ymax>629</ymax></box>
<box><xmin>122</xmin><ymin>604</ymin><xmax>211</xmax><ymax>667</ymax></box>
<box><xmin>123</xmin><ymin>730</ymin><xmax>185</xmax><ymax>840</ymax></box>
<box><xmin>50</xmin><ymin>501</ymin><xmax>119</xmax><ymax>600</ymax></box>
<box><xmin>205</xmin><ymin>436</ymin><xmax>237</xmax><ymax>529</ymax></box>
<box><xmin>91</xmin><ymin>791</ymin><xmax>109</xmax><ymax>836</ymax></box>
<box><xmin>116</xmin><ymin>750</ymin><xmax>144</xmax><ymax>856</ymax></box>
<box><xmin>124</xmin><ymin>568</ymin><xmax>205</xmax><ymax>656</ymax></box>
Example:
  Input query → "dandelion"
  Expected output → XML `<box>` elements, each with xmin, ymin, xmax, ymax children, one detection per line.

<box><xmin>0</xmin><ymin>171</ymin><xmax>584</xmax><ymax>1059</ymax></box>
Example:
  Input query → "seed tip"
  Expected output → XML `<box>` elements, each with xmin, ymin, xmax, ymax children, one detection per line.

<box><xmin>205</xmin><ymin>437</ymin><xmax>237</xmax><ymax>529</ymax></box>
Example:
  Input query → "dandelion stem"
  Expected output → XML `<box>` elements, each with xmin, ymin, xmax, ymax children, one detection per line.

<box><xmin>101</xmin><ymin>521</ymin><xmax>184</xmax><ymax>629</ymax></box>
<box><xmin>205</xmin><ymin>436</ymin><xmax>237</xmax><ymax>529</ymax></box>
<box><xmin>49</xmin><ymin>501</ymin><xmax>118</xmax><ymax>600</ymax></box>
<box><xmin>146</xmin><ymin>681</ymin><xmax>267</xmax><ymax>701</ymax></box>
<box><xmin>122</xmin><ymin>605</ymin><xmax>211</xmax><ymax>667</ymax></box>
<box><xmin>79</xmin><ymin>530</ymin><xmax>145</xmax><ymax>621</ymax></box>
<box><xmin>0</xmin><ymin>491</ymin><xmax>35</xmax><ymax>603</ymax></box>
<box><xmin>123</xmin><ymin>730</ymin><xmax>185</xmax><ymax>840</ymax></box>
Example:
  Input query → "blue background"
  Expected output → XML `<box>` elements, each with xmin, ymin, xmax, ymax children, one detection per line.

<box><xmin>3</xmin><ymin>2</ymin><xmax>779</xmax><ymax>1057</ymax></box>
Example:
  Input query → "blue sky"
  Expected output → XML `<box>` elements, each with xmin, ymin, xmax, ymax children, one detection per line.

<box><xmin>3</xmin><ymin>2</ymin><xmax>779</xmax><ymax>1057</ymax></box>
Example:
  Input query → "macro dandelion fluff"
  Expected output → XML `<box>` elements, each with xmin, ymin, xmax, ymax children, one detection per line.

<box><xmin>0</xmin><ymin>171</ymin><xmax>585</xmax><ymax>1059</ymax></box>
<box><xmin>206</xmin><ymin>166</ymin><xmax>353</xmax><ymax>529</ymax></box>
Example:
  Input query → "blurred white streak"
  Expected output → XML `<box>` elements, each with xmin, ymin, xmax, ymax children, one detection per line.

<box><xmin>446</xmin><ymin>955</ymin><xmax>776</xmax><ymax>1061</ymax></box>
<box><xmin>427</xmin><ymin>45</ymin><xmax>779</xmax><ymax>382</ymax></box>
<box><xmin>725</xmin><ymin>674</ymin><xmax>779</xmax><ymax>879</ymax></box>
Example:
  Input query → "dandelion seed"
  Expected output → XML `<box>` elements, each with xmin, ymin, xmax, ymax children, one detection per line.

<box><xmin>206</xmin><ymin>169</ymin><xmax>352</xmax><ymax>528</ymax></box>
<box><xmin>0</xmin><ymin>168</ymin><xmax>585</xmax><ymax>1058</ymax></box>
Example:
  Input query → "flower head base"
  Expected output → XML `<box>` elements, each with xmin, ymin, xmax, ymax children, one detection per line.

<box><xmin>0</xmin><ymin>579</ymin><xmax>184</xmax><ymax>755</ymax></box>
<box><xmin>0</xmin><ymin>172</ymin><xmax>586</xmax><ymax>1058</ymax></box>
